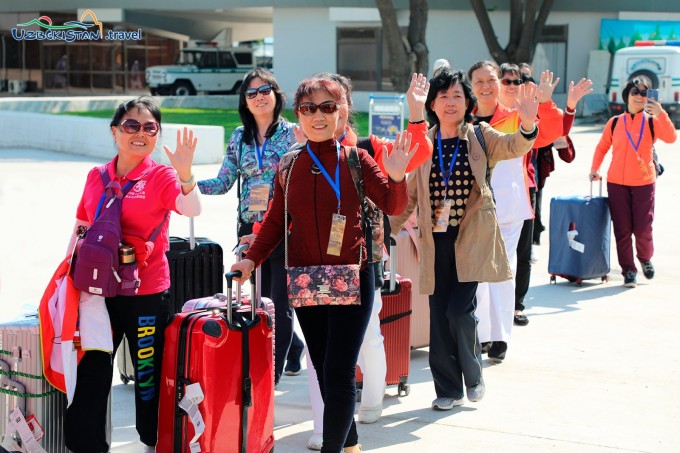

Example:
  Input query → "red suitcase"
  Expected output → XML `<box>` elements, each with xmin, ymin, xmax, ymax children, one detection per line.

<box><xmin>357</xmin><ymin>237</ymin><xmax>412</xmax><ymax>397</ymax></box>
<box><xmin>157</xmin><ymin>271</ymin><xmax>275</xmax><ymax>453</ymax></box>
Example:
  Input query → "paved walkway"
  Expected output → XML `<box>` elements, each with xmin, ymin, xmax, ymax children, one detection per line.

<box><xmin>1</xmin><ymin>124</ymin><xmax>679</xmax><ymax>452</ymax></box>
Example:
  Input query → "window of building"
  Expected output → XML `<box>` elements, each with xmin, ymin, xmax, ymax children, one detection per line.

<box><xmin>337</xmin><ymin>27</ymin><xmax>394</xmax><ymax>92</ymax></box>
<box><xmin>531</xmin><ymin>25</ymin><xmax>568</xmax><ymax>94</ymax></box>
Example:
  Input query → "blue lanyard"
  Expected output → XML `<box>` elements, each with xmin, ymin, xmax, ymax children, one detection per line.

<box><xmin>437</xmin><ymin>130</ymin><xmax>460</xmax><ymax>197</ymax></box>
<box><xmin>306</xmin><ymin>142</ymin><xmax>342</xmax><ymax>211</ymax></box>
<box><xmin>338</xmin><ymin>131</ymin><xmax>347</xmax><ymax>144</ymax></box>
<box><xmin>623</xmin><ymin>113</ymin><xmax>645</xmax><ymax>154</ymax></box>
<box><xmin>254</xmin><ymin>137</ymin><xmax>269</xmax><ymax>170</ymax></box>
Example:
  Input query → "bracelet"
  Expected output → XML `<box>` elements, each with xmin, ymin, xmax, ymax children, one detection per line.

<box><xmin>179</xmin><ymin>174</ymin><xmax>195</xmax><ymax>186</ymax></box>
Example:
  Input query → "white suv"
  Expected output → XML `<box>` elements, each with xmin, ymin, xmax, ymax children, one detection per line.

<box><xmin>146</xmin><ymin>45</ymin><xmax>254</xmax><ymax>96</ymax></box>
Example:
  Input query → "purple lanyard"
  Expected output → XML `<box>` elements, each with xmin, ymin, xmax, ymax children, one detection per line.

<box><xmin>623</xmin><ymin>113</ymin><xmax>645</xmax><ymax>154</ymax></box>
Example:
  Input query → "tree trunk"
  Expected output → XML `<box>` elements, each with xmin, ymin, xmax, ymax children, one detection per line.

<box><xmin>408</xmin><ymin>0</ymin><xmax>429</xmax><ymax>75</ymax></box>
<box><xmin>376</xmin><ymin>0</ymin><xmax>412</xmax><ymax>91</ymax></box>
<box><xmin>470</xmin><ymin>0</ymin><xmax>554</xmax><ymax>64</ymax></box>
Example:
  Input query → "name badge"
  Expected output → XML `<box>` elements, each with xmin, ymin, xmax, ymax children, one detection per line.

<box><xmin>249</xmin><ymin>184</ymin><xmax>270</xmax><ymax>211</ymax></box>
<box><xmin>327</xmin><ymin>213</ymin><xmax>346</xmax><ymax>256</ymax></box>
<box><xmin>433</xmin><ymin>199</ymin><xmax>453</xmax><ymax>232</ymax></box>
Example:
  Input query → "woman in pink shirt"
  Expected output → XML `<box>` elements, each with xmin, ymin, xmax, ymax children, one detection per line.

<box><xmin>65</xmin><ymin>96</ymin><xmax>201</xmax><ymax>453</ymax></box>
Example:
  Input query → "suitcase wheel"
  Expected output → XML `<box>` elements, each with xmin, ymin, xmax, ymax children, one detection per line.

<box><xmin>398</xmin><ymin>382</ymin><xmax>410</xmax><ymax>397</ymax></box>
<box><xmin>120</xmin><ymin>373</ymin><xmax>132</xmax><ymax>385</ymax></box>
<box><xmin>355</xmin><ymin>388</ymin><xmax>362</xmax><ymax>403</ymax></box>
<box><xmin>602</xmin><ymin>275</ymin><xmax>609</xmax><ymax>282</ymax></box>
<box><xmin>550</xmin><ymin>275</ymin><xmax>556</xmax><ymax>284</ymax></box>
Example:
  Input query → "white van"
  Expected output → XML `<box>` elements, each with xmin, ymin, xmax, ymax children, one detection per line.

<box><xmin>608</xmin><ymin>42</ymin><xmax>680</xmax><ymax>127</ymax></box>
<box><xmin>145</xmin><ymin>44</ymin><xmax>254</xmax><ymax>96</ymax></box>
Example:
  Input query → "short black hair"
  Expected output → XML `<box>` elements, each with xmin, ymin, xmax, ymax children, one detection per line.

<box><xmin>110</xmin><ymin>96</ymin><xmax>162</xmax><ymax>130</ymax></box>
<box><xmin>622</xmin><ymin>76</ymin><xmax>653</xmax><ymax>105</ymax></box>
<box><xmin>425</xmin><ymin>68</ymin><xmax>477</xmax><ymax>127</ymax></box>
<box><xmin>238</xmin><ymin>68</ymin><xmax>286</xmax><ymax>145</ymax></box>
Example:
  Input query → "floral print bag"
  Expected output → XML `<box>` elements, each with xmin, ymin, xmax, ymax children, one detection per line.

<box><xmin>284</xmin><ymin>151</ymin><xmax>362</xmax><ymax>308</ymax></box>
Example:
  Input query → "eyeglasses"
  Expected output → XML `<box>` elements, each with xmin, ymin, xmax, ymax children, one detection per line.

<box><xmin>118</xmin><ymin>119</ymin><xmax>160</xmax><ymax>137</ymax></box>
<box><xmin>630</xmin><ymin>88</ymin><xmax>648</xmax><ymax>97</ymax></box>
<box><xmin>501</xmin><ymin>78</ymin><xmax>523</xmax><ymax>86</ymax></box>
<box><xmin>298</xmin><ymin>101</ymin><xmax>339</xmax><ymax>116</ymax></box>
<box><xmin>245</xmin><ymin>85</ymin><xmax>272</xmax><ymax>99</ymax></box>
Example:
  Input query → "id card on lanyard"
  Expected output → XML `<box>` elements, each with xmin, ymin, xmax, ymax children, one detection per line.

<box><xmin>306</xmin><ymin>142</ymin><xmax>345</xmax><ymax>256</ymax></box>
<box><xmin>433</xmin><ymin>131</ymin><xmax>460</xmax><ymax>232</ymax></box>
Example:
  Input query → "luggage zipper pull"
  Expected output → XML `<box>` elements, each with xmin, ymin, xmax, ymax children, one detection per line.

<box><xmin>112</xmin><ymin>267</ymin><xmax>122</xmax><ymax>283</ymax></box>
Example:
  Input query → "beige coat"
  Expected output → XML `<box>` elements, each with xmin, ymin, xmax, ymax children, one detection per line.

<box><xmin>389</xmin><ymin>121</ymin><xmax>536</xmax><ymax>295</ymax></box>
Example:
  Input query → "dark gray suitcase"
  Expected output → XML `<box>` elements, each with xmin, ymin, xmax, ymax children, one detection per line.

<box><xmin>0</xmin><ymin>313</ymin><xmax>111</xmax><ymax>452</ymax></box>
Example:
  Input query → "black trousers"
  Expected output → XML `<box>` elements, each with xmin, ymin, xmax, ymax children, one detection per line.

<box><xmin>516</xmin><ymin>188</ymin><xmax>536</xmax><ymax>311</ymax></box>
<box><xmin>533</xmin><ymin>185</ymin><xmax>545</xmax><ymax>244</ymax></box>
<box><xmin>240</xmin><ymin>223</ymin><xmax>300</xmax><ymax>384</ymax></box>
<box><xmin>295</xmin><ymin>265</ymin><xmax>375</xmax><ymax>453</ymax></box>
<box><xmin>429</xmin><ymin>236</ymin><xmax>482</xmax><ymax>398</ymax></box>
<box><xmin>64</xmin><ymin>291</ymin><xmax>171</xmax><ymax>452</ymax></box>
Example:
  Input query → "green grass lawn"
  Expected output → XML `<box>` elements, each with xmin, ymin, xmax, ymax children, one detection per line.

<box><xmin>63</xmin><ymin>108</ymin><xmax>371</xmax><ymax>144</ymax></box>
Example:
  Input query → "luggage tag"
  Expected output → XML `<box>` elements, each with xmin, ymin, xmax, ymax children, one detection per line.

<box><xmin>178</xmin><ymin>383</ymin><xmax>205</xmax><ymax>444</ymax></box>
<box><xmin>8</xmin><ymin>407</ymin><xmax>47</xmax><ymax>453</ymax></box>
<box><xmin>249</xmin><ymin>184</ymin><xmax>270</xmax><ymax>211</ymax></box>
<box><xmin>327</xmin><ymin>214</ymin><xmax>346</xmax><ymax>256</ymax></box>
<box><xmin>433</xmin><ymin>199</ymin><xmax>453</xmax><ymax>232</ymax></box>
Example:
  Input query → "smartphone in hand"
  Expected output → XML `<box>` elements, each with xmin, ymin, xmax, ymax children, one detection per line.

<box><xmin>647</xmin><ymin>89</ymin><xmax>659</xmax><ymax>103</ymax></box>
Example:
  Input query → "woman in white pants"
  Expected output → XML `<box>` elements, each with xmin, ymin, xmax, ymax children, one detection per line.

<box><xmin>468</xmin><ymin>61</ymin><xmax>563</xmax><ymax>361</ymax></box>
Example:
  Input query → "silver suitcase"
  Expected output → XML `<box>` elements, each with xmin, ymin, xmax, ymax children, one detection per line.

<box><xmin>0</xmin><ymin>313</ymin><xmax>68</xmax><ymax>452</ymax></box>
<box><xmin>0</xmin><ymin>313</ymin><xmax>111</xmax><ymax>452</ymax></box>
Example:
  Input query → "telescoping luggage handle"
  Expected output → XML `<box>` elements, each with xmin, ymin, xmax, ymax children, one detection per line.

<box><xmin>225</xmin><ymin>270</ymin><xmax>258</xmax><ymax>325</ymax></box>
<box><xmin>589</xmin><ymin>179</ymin><xmax>603</xmax><ymax>198</ymax></box>
<box><xmin>387</xmin><ymin>236</ymin><xmax>397</xmax><ymax>292</ymax></box>
<box><xmin>233</xmin><ymin>243</ymin><xmax>261</xmax><ymax>307</ymax></box>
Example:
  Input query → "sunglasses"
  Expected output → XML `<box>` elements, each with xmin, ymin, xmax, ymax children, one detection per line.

<box><xmin>118</xmin><ymin>119</ymin><xmax>160</xmax><ymax>137</ymax></box>
<box><xmin>501</xmin><ymin>78</ymin><xmax>523</xmax><ymax>86</ymax></box>
<box><xmin>298</xmin><ymin>101</ymin><xmax>339</xmax><ymax>116</ymax></box>
<box><xmin>245</xmin><ymin>85</ymin><xmax>272</xmax><ymax>99</ymax></box>
<box><xmin>630</xmin><ymin>88</ymin><xmax>648</xmax><ymax>97</ymax></box>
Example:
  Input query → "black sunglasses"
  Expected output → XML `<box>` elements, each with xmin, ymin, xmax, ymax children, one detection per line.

<box><xmin>630</xmin><ymin>88</ymin><xmax>648</xmax><ymax>97</ymax></box>
<box><xmin>245</xmin><ymin>85</ymin><xmax>272</xmax><ymax>99</ymax></box>
<box><xmin>298</xmin><ymin>101</ymin><xmax>339</xmax><ymax>116</ymax></box>
<box><xmin>118</xmin><ymin>119</ymin><xmax>160</xmax><ymax>137</ymax></box>
<box><xmin>501</xmin><ymin>78</ymin><xmax>523</xmax><ymax>86</ymax></box>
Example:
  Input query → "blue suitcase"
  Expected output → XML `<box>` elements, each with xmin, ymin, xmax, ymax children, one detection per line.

<box><xmin>548</xmin><ymin>183</ymin><xmax>611</xmax><ymax>285</ymax></box>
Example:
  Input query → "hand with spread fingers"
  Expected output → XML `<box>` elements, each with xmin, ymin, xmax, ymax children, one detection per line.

<box><xmin>164</xmin><ymin>127</ymin><xmax>198</xmax><ymax>192</ymax></box>
<box><xmin>537</xmin><ymin>70</ymin><xmax>560</xmax><ymax>104</ymax></box>
<box><xmin>567</xmin><ymin>78</ymin><xmax>594</xmax><ymax>110</ymax></box>
<box><xmin>406</xmin><ymin>73</ymin><xmax>430</xmax><ymax>122</ymax></box>
<box><xmin>515</xmin><ymin>83</ymin><xmax>542</xmax><ymax>132</ymax></box>
<box><xmin>382</xmin><ymin>131</ymin><xmax>417</xmax><ymax>183</ymax></box>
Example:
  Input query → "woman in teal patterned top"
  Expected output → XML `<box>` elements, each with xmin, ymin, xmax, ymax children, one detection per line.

<box><xmin>197</xmin><ymin>68</ymin><xmax>298</xmax><ymax>385</ymax></box>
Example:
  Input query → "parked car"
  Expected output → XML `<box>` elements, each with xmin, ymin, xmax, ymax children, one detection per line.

<box><xmin>146</xmin><ymin>44</ymin><xmax>254</xmax><ymax>96</ymax></box>
<box><xmin>608</xmin><ymin>41</ymin><xmax>680</xmax><ymax>127</ymax></box>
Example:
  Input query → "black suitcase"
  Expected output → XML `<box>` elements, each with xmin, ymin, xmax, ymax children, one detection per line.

<box><xmin>167</xmin><ymin>235</ymin><xmax>224</xmax><ymax>313</ymax></box>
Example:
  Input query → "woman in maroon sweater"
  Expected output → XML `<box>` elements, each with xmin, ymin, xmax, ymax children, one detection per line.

<box><xmin>230</xmin><ymin>77</ymin><xmax>413</xmax><ymax>452</ymax></box>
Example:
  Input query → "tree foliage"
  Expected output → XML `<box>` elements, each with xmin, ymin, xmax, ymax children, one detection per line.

<box><xmin>469</xmin><ymin>0</ymin><xmax>555</xmax><ymax>64</ymax></box>
<box><xmin>376</xmin><ymin>0</ymin><xmax>429</xmax><ymax>92</ymax></box>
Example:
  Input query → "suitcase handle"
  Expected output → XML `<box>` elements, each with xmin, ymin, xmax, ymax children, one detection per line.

<box><xmin>589</xmin><ymin>179</ymin><xmax>603</xmax><ymax>198</ymax></box>
<box><xmin>225</xmin><ymin>271</ymin><xmax>257</xmax><ymax>324</ymax></box>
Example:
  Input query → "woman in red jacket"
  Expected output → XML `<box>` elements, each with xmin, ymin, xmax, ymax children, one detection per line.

<box><xmin>590</xmin><ymin>76</ymin><xmax>677</xmax><ymax>287</ymax></box>
<box><xmin>230</xmin><ymin>76</ymin><xmax>414</xmax><ymax>453</ymax></box>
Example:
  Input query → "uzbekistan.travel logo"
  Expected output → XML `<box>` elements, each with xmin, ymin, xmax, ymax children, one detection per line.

<box><xmin>12</xmin><ymin>10</ymin><xmax>142</xmax><ymax>42</ymax></box>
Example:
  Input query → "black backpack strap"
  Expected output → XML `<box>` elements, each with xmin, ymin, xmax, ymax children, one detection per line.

<box><xmin>610</xmin><ymin>114</ymin><xmax>654</xmax><ymax>140</ymax></box>
<box><xmin>610</xmin><ymin>115</ymin><xmax>620</xmax><ymax>134</ymax></box>
<box><xmin>345</xmin><ymin>146</ymin><xmax>373</xmax><ymax>252</ymax></box>
<box><xmin>473</xmin><ymin>124</ymin><xmax>494</xmax><ymax>201</ymax></box>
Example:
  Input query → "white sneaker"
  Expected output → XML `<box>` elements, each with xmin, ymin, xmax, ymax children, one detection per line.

<box><xmin>530</xmin><ymin>248</ymin><xmax>538</xmax><ymax>263</ymax></box>
<box><xmin>307</xmin><ymin>432</ymin><xmax>323</xmax><ymax>451</ymax></box>
<box><xmin>357</xmin><ymin>403</ymin><xmax>382</xmax><ymax>423</ymax></box>
<box><xmin>432</xmin><ymin>396</ymin><xmax>465</xmax><ymax>410</ymax></box>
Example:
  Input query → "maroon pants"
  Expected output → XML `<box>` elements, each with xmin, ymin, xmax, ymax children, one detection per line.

<box><xmin>607</xmin><ymin>182</ymin><xmax>655</xmax><ymax>274</ymax></box>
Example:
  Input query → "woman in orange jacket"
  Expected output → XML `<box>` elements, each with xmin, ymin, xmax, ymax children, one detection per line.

<box><xmin>590</xmin><ymin>76</ymin><xmax>677</xmax><ymax>287</ymax></box>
